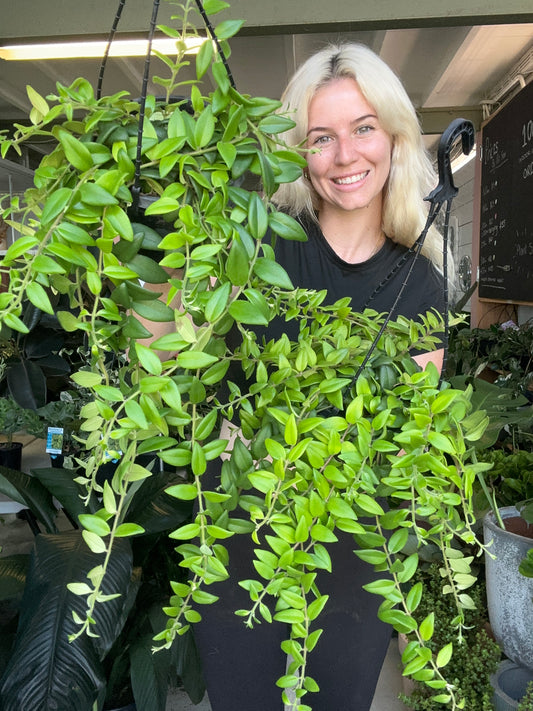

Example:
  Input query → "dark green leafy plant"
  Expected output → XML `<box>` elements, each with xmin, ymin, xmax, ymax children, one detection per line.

<box><xmin>400</xmin><ymin>564</ymin><xmax>500</xmax><ymax>711</ymax></box>
<box><xmin>518</xmin><ymin>679</ymin><xmax>533</xmax><ymax>710</ymax></box>
<box><xmin>0</xmin><ymin>462</ymin><xmax>202</xmax><ymax>710</ymax></box>
<box><xmin>0</xmin><ymin>300</ymin><xmax>76</xmax><ymax>410</ymax></box>
<box><xmin>0</xmin><ymin>1</ymin><xmax>491</xmax><ymax>708</ymax></box>
<box><xmin>447</xmin><ymin>321</ymin><xmax>533</xmax><ymax>401</ymax></box>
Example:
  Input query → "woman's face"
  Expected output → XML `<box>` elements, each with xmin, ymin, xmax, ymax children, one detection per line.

<box><xmin>306</xmin><ymin>77</ymin><xmax>393</xmax><ymax>217</ymax></box>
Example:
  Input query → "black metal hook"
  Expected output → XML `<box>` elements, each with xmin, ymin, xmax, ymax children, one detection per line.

<box><xmin>425</xmin><ymin>118</ymin><xmax>475</xmax><ymax>205</ymax></box>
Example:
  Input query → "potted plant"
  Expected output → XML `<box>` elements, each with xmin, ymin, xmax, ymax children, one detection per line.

<box><xmin>0</xmin><ymin>0</ymin><xmax>492</xmax><ymax>708</ymax></box>
<box><xmin>0</xmin><ymin>299</ymin><xmax>78</xmax><ymax>410</ymax></box>
<box><xmin>0</xmin><ymin>397</ymin><xmax>27</xmax><ymax>469</ymax></box>
<box><xmin>0</xmin><ymin>460</ymin><xmax>203</xmax><ymax>710</ymax></box>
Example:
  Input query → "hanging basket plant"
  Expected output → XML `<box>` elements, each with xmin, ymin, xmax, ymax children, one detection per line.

<box><xmin>0</xmin><ymin>1</ymin><xmax>491</xmax><ymax>708</ymax></box>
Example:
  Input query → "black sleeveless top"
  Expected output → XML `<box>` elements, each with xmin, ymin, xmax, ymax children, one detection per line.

<box><xmin>254</xmin><ymin>217</ymin><xmax>445</xmax><ymax>344</ymax></box>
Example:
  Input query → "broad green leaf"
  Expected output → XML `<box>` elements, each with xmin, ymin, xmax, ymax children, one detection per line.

<box><xmin>27</xmin><ymin>85</ymin><xmax>49</xmax><ymax>115</ymax></box>
<box><xmin>71</xmin><ymin>371</ymin><xmax>102</xmax><ymax>387</ymax></box>
<box><xmin>253</xmin><ymin>257</ymin><xmax>293</xmax><ymax>289</ymax></box>
<box><xmin>196</xmin><ymin>40</ymin><xmax>214</xmax><ymax>79</ymax></box>
<box><xmin>176</xmin><ymin>351</ymin><xmax>219</xmax><ymax>369</ymax></box>
<box><xmin>79</xmin><ymin>514</ymin><xmax>110</xmax><ymax>537</ymax></box>
<box><xmin>135</xmin><ymin>342</ymin><xmax>163</xmax><ymax>375</ymax></box>
<box><xmin>269</xmin><ymin>211</ymin><xmax>308</xmax><ymax>241</ymax></box>
<box><xmin>228</xmin><ymin>300</ymin><xmax>268</xmax><ymax>325</ymax></box>
<box><xmin>57</xmin><ymin>129</ymin><xmax>93</xmax><ymax>171</ymax></box>
<box><xmin>194</xmin><ymin>106</ymin><xmax>215</xmax><ymax>148</ymax></box>
<box><xmin>436</xmin><ymin>642</ymin><xmax>453</xmax><ymax>668</ymax></box>
<box><xmin>258</xmin><ymin>115</ymin><xmax>296</xmax><ymax>135</ymax></box>
<box><xmin>247</xmin><ymin>193</ymin><xmax>268</xmax><ymax>239</ymax></box>
<box><xmin>1</xmin><ymin>234</ymin><xmax>39</xmax><ymax>262</ymax></box>
<box><xmin>214</xmin><ymin>19</ymin><xmax>244</xmax><ymax>40</ymax></box>
<box><xmin>80</xmin><ymin>183</ymin><xmax>118</xmax><ymax>206</ymax></box>
<box><xmin>26</xmin><ymin>282</ymin><xmax>54</xmax><ymax>314</ymax></box>
<box><xmin>41</xmin><ymin>187</ymin><xmax>73</xmax><ymax>225</ymax></box>
<box><xmin>166</xmin><ymin>484</ymin><xmax>198</xmax><ymax>501</ymax></box>
<box><xmin>226</xmin><ymin>237</ymin><xmax>249</xmax><ymax>286</ymax></box>
<box><xmin>419</xmin><ymin>612</ymin><xmax>435</xmax><ymax>641</ymax></box>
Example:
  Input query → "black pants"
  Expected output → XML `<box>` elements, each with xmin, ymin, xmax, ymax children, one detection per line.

<box><xmin>192</xmin><ymin>470</ymin><xmax>391</xmax><ymax>711</ymax></box>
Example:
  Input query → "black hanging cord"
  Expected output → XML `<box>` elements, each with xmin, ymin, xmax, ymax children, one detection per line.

<box><xmin>130</xmin><ymin>0</ymin><xmax>161</xmax><ymax>220</ymax></box>
<box><xmin>97</xmin><ymin>0</ymin><xmax>127</xmax><ymax>100</ymax></box>
<box><xmin>343</xmin><ymin>118</ymin><xmax>475</xmax><ymax>397</ymax></box>
<box><xmin>193</xmin><ymin>0</ymin><xmax>236</xmax><ymax>89</ymax></box>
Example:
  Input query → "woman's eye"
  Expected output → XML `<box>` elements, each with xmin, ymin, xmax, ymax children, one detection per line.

<box><xmin>313</xmin><ymin>135</ymin><xmax>331</xmax><ymax>145</ymax></box>
<box><xmin>356</xmin><ymin>124</ymin><xmax>374</xmax><ymax>135</ymax></box>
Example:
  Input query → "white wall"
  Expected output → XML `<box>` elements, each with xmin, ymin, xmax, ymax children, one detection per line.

<box><xmin>450</xmin><ymin>157</ymin><xmax>476</xmax><ymax>310</ymax></box>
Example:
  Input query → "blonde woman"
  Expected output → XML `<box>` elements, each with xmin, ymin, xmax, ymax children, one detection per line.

<box><xmin>193</xmin><ymin>44</ymin><xmax>446</xmax><ymax>710</ymax></box>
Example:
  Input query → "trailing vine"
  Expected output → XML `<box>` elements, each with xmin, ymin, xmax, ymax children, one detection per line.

<box><xmin>0</xmin><ymin>1</ymin><xmax>491</xmax><ymax>708</ymax></box>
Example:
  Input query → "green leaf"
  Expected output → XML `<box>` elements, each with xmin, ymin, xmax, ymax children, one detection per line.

<box><xmin>419</xmin><ymin>612</ymin><xmax>435</xmax><ymax>641</ymax></box>
<box><xmin>27</xmin><ymin>85</ymin><xmax>50</xmax><ymax>115</ymax></box>
<box><xmin>436</xmin><ymin>642</ymin><xmax>453</xmax><ymax>668</ymax></box>
<box><xmin>82</xmin><ymin>530</ymin><xmax>107</xmax><ymax>554</ymax></box>
<box><xmin>204</xmin><ymin>282</ymin><xmax>231</xmax><ymax>322</ymax></box>
<box><xmin>1</xmin><ymin>234</ymin><xmax>39</xmax><ymax>262</ymax></box>
<box><xmin>202</xmin><ymin>0</ymin><xmax>229</xmax><ymax>13</ymax></box>
<box><xmin>273</xmin><ymin>609</ymin><xmax>305</xmax><ymax>624</ymax></box>
<box><xmin>71</xmin><ymin>371</ymin><xmax>102</xmax><ymax>387</ymax></box>
<box><xmin>258</xmin><ymin>115</ymin><xmax>296</xmax><ymax>135</ymax></box>
<box><xmin>228</xmin><ymin>300</ymin><xmax>269</xmax><ymax>325</ymax></box>
<box><xmin>57</xmin><ymin>129</ymin><xmax>93</xmax><ymax>171</ymax></box>
<box><xmin>114</xmin><ymin>523</ymin><xmax>145</xmax><ymax>537</ymax></box>
<box><xmin>105</xmin><ymin>205</ymin><xmax>134</xmax><ymax>240</ymax></box>
<box><xmin>176</xmin><ymin>351</ymin><xmax>219</xmax><ymax>369</ymax></box>
<box><xmin>79</xmin><ymin>183</ymin><xmax>118</xmax><ymax>206</ymax></box>
<box><xmin>214</xmin><ymin>19</ymin><xmax>244</xmax><ymax>40</ymax></box>
<box><xmin>41</xmin><ymin>187</ymin><xmax>73</xmax><ymax>225</ymax></box>
<box><xmin>217</xmin><ymin>141</ymin><xmax>237</xmax><ymax>168</ymax></box>
<box><xmin>194</xmin><ymin>106</ymin><xmax>215</xmax><ymax>148</ymax></box>
<box><xmin>166</xmin><ymin>484</ymin><xmax>198</xmax><ymax>501</ymax></box>
<box><xmin>26</xmin><ymin>282</ymin><xmax>54</xmax><ymax>314</ymax></box>
<box><xmin>196</xmin><ymin>39</ymin><xmax>214</xmax><ymax>78</ymax></box>
<box><xmin>135</xmin><ymin>343</ymin><xmax>163</xmax><ymax>376</ymax></box>
<box><xmin>247</xmin><ymin>193</ymin><xmax>268</xmax><ymax>239</ymax></box>
<box><xmin>253</xmin><ymin>257</ymin><xmax>293</xmax><ymax>289</ymax></box>
<box><xmin>269</xmin><ymin>211</ymin><xmax>308</xmax><ymax>241</ymax></box>
<box><xmin>226</xmin><ymin>237</ymin><xmax>249</xmax><ymax>286</ymax></box>
<box><xmin>169</xmin><ymin>523</ymin><xmax>201</xmax><ymax>540</ymax></box>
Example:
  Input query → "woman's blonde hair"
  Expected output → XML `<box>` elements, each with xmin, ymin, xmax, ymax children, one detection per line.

<box><xmin>273</xmin><ymin>43</ymin><xmax>444</xmax><ymax>268</ymax></box>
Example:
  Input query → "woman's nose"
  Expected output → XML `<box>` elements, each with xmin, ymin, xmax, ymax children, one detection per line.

<box><xmin>335</xmin><ymin>136</ymin><xmax>358</xmax><ymax>165</ymax></box>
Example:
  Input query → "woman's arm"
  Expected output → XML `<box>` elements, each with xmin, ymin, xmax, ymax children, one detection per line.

<box><xmin>412</xmin><ymin>348</ymin><xmax>444</xmax><ymax>374</ymax></box>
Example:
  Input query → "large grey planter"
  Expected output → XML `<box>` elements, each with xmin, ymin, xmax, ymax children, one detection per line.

<box><xmin>484</xmin><ymin>506</ymin><xmax>533</xmax><ymax>670</ymax></box>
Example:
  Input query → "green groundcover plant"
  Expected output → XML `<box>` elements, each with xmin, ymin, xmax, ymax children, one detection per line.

<box><xmin>0</xmin><ymin>1</ymin><xmax>491</xmax><ymax>708</ymax></box>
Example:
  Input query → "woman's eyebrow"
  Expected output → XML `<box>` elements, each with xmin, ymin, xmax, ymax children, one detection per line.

<box><xmin>307</xmin><ymin>113</ymin><xmax>378</xmax><ymax>134</ymax></box>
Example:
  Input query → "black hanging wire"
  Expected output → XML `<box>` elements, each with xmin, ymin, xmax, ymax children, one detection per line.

<box><xmin>345</xmin><ymin>118</ymin><xmax>475</xmax><ymax>393</ymax></box>
<box><xmin>130</xmin><ymin>0</ymin><xmax>162</xmax><ymax>220</ymax></box>
<box><xmin>98</xmin><ymin>0</ymin><xmax>236</xmax><ymax>219</ymax></box>
<box><xmin>193</xmin><ymin>0</ymin><xmax>236</xmax><ymax>89</ymax></box>
<box><xmin>96</xmin><ymin>0</ymin><xmax>127</xmax><ymax>100</ymax></box>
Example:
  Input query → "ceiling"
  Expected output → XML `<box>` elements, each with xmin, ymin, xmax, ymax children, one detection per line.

<box><xmin>0</xmin><ymin>18</ymin><xmax>533</xmax><ymax>177</ymax></box>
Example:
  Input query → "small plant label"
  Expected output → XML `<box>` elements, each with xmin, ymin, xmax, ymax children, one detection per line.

<box><xmin>46</xmin><ymin>427</ymin><xmax>64</xmax><ymax>454</ymax></box>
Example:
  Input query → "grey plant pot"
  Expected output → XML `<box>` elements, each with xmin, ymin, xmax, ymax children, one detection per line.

<box><xmin>491</xmin><ymin>659</ymin><xmax>533</xmax><ymax>711</ymax></box>
<box><xmin>484</xmin><ymin>506</ymin><xmax>533</xmax><ymax>670</ymax></box>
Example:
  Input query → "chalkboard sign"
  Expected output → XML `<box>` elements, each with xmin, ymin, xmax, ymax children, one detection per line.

<box><xmin>479</xmin><ymin>80</ymin><xmax>533</xmax><ymax>302</ymax></box>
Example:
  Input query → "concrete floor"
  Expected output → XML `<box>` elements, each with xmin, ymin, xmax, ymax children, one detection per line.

<box><xmin>1</xmin><ymin>435</ymin><xmax>408</xmax><ymax>711</ymax></box>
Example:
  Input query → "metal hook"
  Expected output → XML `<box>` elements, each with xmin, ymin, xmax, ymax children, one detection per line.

<box><xmin>425</xmin><ymin>118</ymin><xmax>475</xmax><ymax>205</ymax></box>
